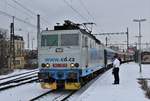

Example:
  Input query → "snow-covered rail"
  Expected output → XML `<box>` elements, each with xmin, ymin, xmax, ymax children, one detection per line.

<box><xmin>0</xmin><ymin>73</ymin><xmax>38</xmax><ymax>86</ymax></box>
<box><xmin>0</xmin><ymin>77</ymin><xmax>38</xmax><ymax>91</ymax></box>
<box><xmin>0</xmin><ymin>69</ymin><xmax>38</xmax><ymax>83</ymax></box>
<box><xmin>57</xmin><ymin>91</ymin><xmax>77</xmax><ymax>101</ymax></box>
<box><xmin>29</xmin><ymin>90</ymin><xmax>55</xmax><ymax>101</ymax></box>
<box><xmin>0</xmin><ymin>72</ymin><xmax>38</xmax><ymax>91</ymax></box>
<box><xmin>0</xmin><ymin>69</ymin><xmax>38</xmax><ymax>81</ymax></box>
<box><xmin>28</xmin><ymin>66</ymin><xmax>110</xmax><ymax>101</ymax></box>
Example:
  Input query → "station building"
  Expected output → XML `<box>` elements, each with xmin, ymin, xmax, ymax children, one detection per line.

<box><xmin>8</xmin><ymin>35</ymin><xmax>25</xmax><ymax>69</ymax></box>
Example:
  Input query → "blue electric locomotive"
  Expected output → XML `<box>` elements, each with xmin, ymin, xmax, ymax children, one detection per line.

<box><xmin>38</xmin><ymin>20</ymin><xmax>130</xmax><ymax>90</ymax></box>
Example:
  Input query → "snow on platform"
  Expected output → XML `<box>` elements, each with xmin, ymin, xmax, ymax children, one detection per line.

<box><xmin>76</xmin><ymin>62</ymin><xmax>150</xmax><ymax>101</ymax></box>
<box><xmin>0</xmin><ymin>63</ymin><xmax>150</xmax><ymax>101</ymax></box>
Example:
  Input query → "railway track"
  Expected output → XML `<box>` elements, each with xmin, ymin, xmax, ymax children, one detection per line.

<box><xmin>28</xmin><ymin>62</ymin><xmax>129</xmax><ymax>101</ymax></box>
<box><xmin>0</xmin><ymin>72</ymin><xmax>37</xmax><ymax>86</ymax></box>
<box><xmin>0</xmin><ymin>78</ymin><xmax>38</xmax><ymax>91</ymax></box>
<box><xmin>29</xmin><ymin>90</ymin><xmax>76</xmax><ymax>101</ymax></box>
<box><xmin>57</xmin><ymin>91</ymin><xmax>77</xmax><ymax>101</ymax></box>
<box><xmin>28</xmin><ymin>68</ymin><xmax>110</xmax><ymax>101</ymax></box>
<box><xmin>30</xmin><ymin>90</ymin><xmax>56</xmax><ymax>101</ymax></box>
<box><xmin>28</xmin><ymin>74</ymin><xmax>101</xmax><ymax>101</ymax></box>
<box><xmin>0</xmin><ymin>70</ymin><xmax>39</xmax><ymax>91</ymax></box>
<box><xmin>0</xmin><ymin>69</ymin><xmax>38</xmax><ymax>81</ymax></box>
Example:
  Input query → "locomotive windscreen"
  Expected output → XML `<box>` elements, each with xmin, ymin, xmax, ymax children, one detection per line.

<box><xmin>61</xmin><ymin>34</ymin><xmax>79</xmax><ymax>46</ymax></box>
<box><xmin>41</xmin><ymin>35</ymin><xmax>58</xmax><ymax>46</ymax></box>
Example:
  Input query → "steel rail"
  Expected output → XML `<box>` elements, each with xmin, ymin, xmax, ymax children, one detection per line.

<box><xmin>29</xmin><ymin>90</ymin><xmax>55</xmax><ymax>101</ymax></box>
<box><xmin>0</xmin><ymin>78</ymin><xmax>38</xmax><ymax>91</ymax></box>
<box><xmin>0</xmin><ymin>69</ymin><xmax>38</xmax><ymax>81</ymax></box>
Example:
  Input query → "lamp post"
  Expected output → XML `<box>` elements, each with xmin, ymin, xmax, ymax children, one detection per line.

<box><xmin>133</xmin><ymin>18</ymin><xmax>146</xmax><ymax>73</ymax></box>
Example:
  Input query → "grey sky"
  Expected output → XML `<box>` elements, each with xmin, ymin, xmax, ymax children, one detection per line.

<box><xmin>0</xmin><ymin>0</ymin><xmax>149</xmax><ymax>49</ymax></box>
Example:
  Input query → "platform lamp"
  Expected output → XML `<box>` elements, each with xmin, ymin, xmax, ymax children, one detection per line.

<box><xmin>133</xmin><ymin>18</ymin><xmax>146</xmax><ymax>73</ymax></box>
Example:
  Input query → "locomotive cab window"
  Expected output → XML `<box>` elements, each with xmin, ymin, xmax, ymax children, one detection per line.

<box><xmin>41</xmin><ymin>35</ymin><xmax>58</xmax><ymax>46</ymax></box>
<box><xmin>61</xmin><ymin>34</ymin><xmax>79</xmax><ymax>46</ymax></box>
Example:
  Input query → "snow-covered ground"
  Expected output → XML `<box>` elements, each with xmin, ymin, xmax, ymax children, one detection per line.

<box><xmin>0</xmin><ymin>62</ymin><xmax>150</xmax><ymax>101</ymax></box>
<box><xmin>0</xmin><ymin>82</ymin><xmax>50</xmax><ymax>101</ymax></box>
<box><xmin>71</xmin><ymin>62</ymin><xmax>150</xmax><ymax>101</ymax></box>
<box><xmin>0</xmin><ymin>69</ymin><xmax>38</xmax><ymax>79</ymax></box>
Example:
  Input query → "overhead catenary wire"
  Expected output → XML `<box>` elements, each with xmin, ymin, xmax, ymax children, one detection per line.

<box><xmin>78</xmin><ymin>0</ymin><xmax>104</xmax><ymax>33</ymax></box>
<box><xmin>77</xmin><ymin>0</ymin><xmax>102</xmax><ymax>34</ymax></box>
<box><xmin>11</xmin><ymin>0</ymin><xmax>50</xmax><ymax>25</ymax></box>
<box><xmin>78</xmin><ymin>0</ymin><xmax>95</xmax><ymax>22</ymax></box>
<box><xmin>11</xmin><ymin>0</ymin><xmax>36</xmax><ymax>15</ymax></box>
<box><xmin>2</xmin><ymin>1</ymin><xmax>35</xmax><ymax>19</ymax></box>
<box><xmin>62</xmin><ymin>0</ymin><xmax>105</xmax><ymax>41</ymax></box>
<box><xmin>0</xmin><ymin>9</ymin><xmax>37</xmax><ymax>28</ymax></box>
<box><xmin>63</xmin><ymin>0</ymin><xmax>89</xmax><ymax>22</ymax></box>
<box><xmin>63</xmin><ymin>0</ymin><xmax>98</xmax><ymax>33</ymax></box>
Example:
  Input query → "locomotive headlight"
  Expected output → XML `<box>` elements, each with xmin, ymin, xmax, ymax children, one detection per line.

<box><xmin>74</xmin><ymin>63</ymin><xmax>79</xmax><ymax>67</ymax></box>
<box><xmin>70</xmin><ymin>63</ymin><xmax>75</xmax><ymax>67</ymax></box>
<box><xmin>46</xmin><ymin>63</ymin><xmax>50</xmax><ymax>67</ymax></box>
<box><xmin>41</xmin><ymin>63</ymin><xmax>46</xmax><ymax>67</ymax></box>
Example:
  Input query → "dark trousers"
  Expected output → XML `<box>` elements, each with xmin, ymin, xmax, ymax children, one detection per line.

<box><xmin>113</xmin><ymin>68</ymin><xmax>119</xmax><ymax>84</ymax></box>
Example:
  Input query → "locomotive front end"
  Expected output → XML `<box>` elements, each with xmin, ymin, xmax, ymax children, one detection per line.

<box><xmin>38</xmin><ymin>29</ymin><xmax>82</xmax><ymax>90</ymax></box>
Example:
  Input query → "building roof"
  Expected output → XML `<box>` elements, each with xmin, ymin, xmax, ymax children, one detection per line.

<box><xmin>11</xmin><ymin>34</ymin><xmax>23</xmax><ymax>41</ymax></box>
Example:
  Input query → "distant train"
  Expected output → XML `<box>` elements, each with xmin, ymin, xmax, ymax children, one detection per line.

<box><xmin>141</xmin><ymin>51</ymin><xmax>150</xmax><ymax>64</ymax></box>
<box><xmin>38</xmin><ymin>20</ymin><xmax>133</xmax><ymax>90</ymax></box>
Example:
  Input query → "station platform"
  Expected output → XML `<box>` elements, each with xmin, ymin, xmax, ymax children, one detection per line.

<box><xmin>76</xmin><ymin>62</ymin><xmax>150</xmax><ymax>101</ymax></box>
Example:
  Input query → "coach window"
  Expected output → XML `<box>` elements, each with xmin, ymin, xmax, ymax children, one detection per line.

<box><xmin>41</xmin><ymin>35</ymin><xmax>58</xmax><ymax>46</ymax></box>
<box><xmin>61</xmin><ymin>34</ymin><xmax>79</xmax><ymax>46</ymax></box>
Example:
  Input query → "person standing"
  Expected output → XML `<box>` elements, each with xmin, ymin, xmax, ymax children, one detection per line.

<box><xmin>112</xmin><ymin>54</ymin><xmax>120</xmax><ymax>84</ymax></box>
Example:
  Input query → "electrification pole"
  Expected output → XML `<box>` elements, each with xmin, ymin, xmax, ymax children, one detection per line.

<box><xmin>105</xmin><ymin>37</ymin><xmax>108</xmax><ymax>46</ymax></box>
<box><xmin>27</xmin><ymin>32</ymin><xmax>30</xmax><ymax>49</ymax></box>
<box><xmin>126</xmin><ymin>28</ymin><xmax>129</xmax><ymax>51</ymax></box>
<box><xmin>37</xmin><ymin>14</ymin><xmax>40</xmax><ymax>68</ymax></box>
<box><xmin>10</xmin><ymin>16</ymin><xmax>15</xmax><ymax>69</ymax></box>
<box><xmin>37</xmin><ymin>14</ymin><xmax>40</xmax><ymax>49</ymax></box>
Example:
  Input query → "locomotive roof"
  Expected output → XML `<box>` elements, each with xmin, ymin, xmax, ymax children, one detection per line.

<box><xmin>79</xmin><ymin>29</ymin><xmax>101</xmax><ymax>45</ymax></box>
<box><xmin>42</xmin><ymin>20</ymin><xmax>102</xmax><ymax>45</ymax></box>
<box><xmin>54</xmin><ymin>20</ymin><xmax>101</xmax><ymax>45</ymax></box>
